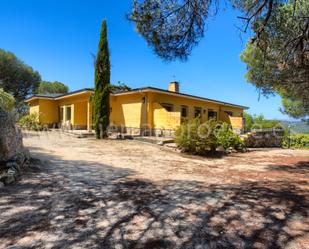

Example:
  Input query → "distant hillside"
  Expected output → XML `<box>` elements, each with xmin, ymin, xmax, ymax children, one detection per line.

<box><xmin>280</xmin><ymin>121</ymin><xmax>309</xmax><ymax>134</ymax></box>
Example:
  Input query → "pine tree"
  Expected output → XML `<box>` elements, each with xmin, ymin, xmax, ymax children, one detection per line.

<box><xmin>93</xmin><ymin>20</ymin><xmax>110</xmax><ymax>139</ymax></box>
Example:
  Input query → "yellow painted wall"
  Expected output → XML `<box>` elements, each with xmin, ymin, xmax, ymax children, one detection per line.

<box><xmin>27</xmin><ymin>92</ymin><xmax>92</xmax><ymax>127</ymax></box>
<box><xmin>110</xmin><ymin>93</ymin><xmax>145</xmax><ymax>128</ymax></box>
<box><xmin>73</xmin><ymin>101</ymin><xmax>88</xmax><ymax>126</ymax></box>
<box><xmin>29</xmin><ymin>99</ymin><xmax>40</xmax><ymax>116</ymax></box>
<box><xmin>28</xmin><ymin>99</ymin><xmax>58</xmax><ymax>125</ymax></box>
<box><xmin>219</xmin><ymin>111</ymin><xmax>244</xmax><ymax>130</ymax></box>
<box><xmin>219</xmin><ymin>111</ymin><xmax>230</xmax><ymax>124</ymax></box>
<box><xmin>27</xmin><ymin>90</ymin><xmax>245</xmax><ymax>131</ymax></box>
<box><xmin>229</xmin><ymin>117</ymin><xmax>244</xmax><ymax>129</ymax></box>
<box><xmin>147</xmin><ymin>92</ymin><xmax>219</xmax><ymax>124</ymax></box>
<box><xmin>153</xmin><ymin>103</ymin><xmax>181</xmax><ymax>129</ymax></box>
<box><xmin>147</xmin><ymin>92</ymin><xmax>244</xmax><ymax>130</ymax></box>
<box><xmin>219</xmin><ymin>106</ymin><xmax>243</xmax><ymax>118</ymax></box>
<box><xmin>38</xmin><ymin>99</ymin><xmax>59</xmax><ymax>124</ymax></box>
<box><xmin>58</xmin><ymin>92</ymin><xmax>92</xmax><ymax>126</ymax></box>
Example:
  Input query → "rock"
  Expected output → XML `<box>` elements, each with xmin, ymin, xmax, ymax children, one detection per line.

<box><xmin>7</xmin><ymin>168</ymin><xmax>17</xmax><ymax>175</ymax></box>
<box><xmin>0</xmin><ymin>181</ymin><xmax>4</xmax><ymax>188</ymax></box>
<box><xmin>0</xmin><ymin>108</ymin><xmax>31</xmax><ymax>185</ymax></box>
<box><xmin>0</xmin><ymin>108</ymin><xmax>24</xmax><ymax>160</ymax></box>
<box><xmin>6</xmin><ymin>161</ymin><xmax>20</xmax><ymax>173</ymax></box>
<box><xmin>4</xmin><ymin>173</ymin><xmax>15</xmax><ymax>185</ymax></box>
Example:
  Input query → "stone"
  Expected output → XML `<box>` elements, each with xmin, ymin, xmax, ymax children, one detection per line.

<box><xmin>243</xmin><ymin>129</ymin><xmax>284</xmax><ymax>148</ymax></box>
<box><xmin>0</xmin><ymin>108</ymin><xmax>25</xmax><ymax>160</ymax></box>
<box><xmin>7</xmin><ymin>168</ymin><xmax>17</xmax><ymax>175</ymax></box>
<box><xmin>4</xmin><ymin>174</ymin><xmax>15</xmax><ymax>184</ymax></box>
<box><xmin>0</xmin><ymin>108</ymin><xmax>31</xmax><ymax>185</ymax></box>
<box><xmin>6</xmin><ymin>162</ymin><xmax>20</xmax><ymax>173</ymax></box>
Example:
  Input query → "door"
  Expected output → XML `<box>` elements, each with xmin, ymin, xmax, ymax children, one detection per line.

<box><xmin>66</xmin><ymin>106</ymin><xmax>72</xmax><ymax>123</ymax></box>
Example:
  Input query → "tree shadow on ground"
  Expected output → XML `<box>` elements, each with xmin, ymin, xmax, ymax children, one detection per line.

<box><xmin>267</xmin><ymin>161</ymin><xmax>309</xmax><ymax>175</ymax></box>
<box><xmin>0</xmin><ymin>149</ymin><xmax>308</xmax><ymax>249</ymax></box>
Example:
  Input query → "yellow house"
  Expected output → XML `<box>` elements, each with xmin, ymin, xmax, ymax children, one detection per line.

<box><xmin>25</xmin><ymin>82</ymin><xmax>248</xmax><ymax>135</ymax></box>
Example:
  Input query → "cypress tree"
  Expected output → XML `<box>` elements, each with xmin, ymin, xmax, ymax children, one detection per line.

<box><xmin>93</xmin><ymin>20</ymin><xmax>110</xmax><ymax>139</ymax></box>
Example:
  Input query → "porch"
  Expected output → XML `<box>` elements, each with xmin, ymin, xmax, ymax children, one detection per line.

<box><xmin>58</xmin><ymin>101</ymin><xmax>92</xmax><ymax>131</ymax></box>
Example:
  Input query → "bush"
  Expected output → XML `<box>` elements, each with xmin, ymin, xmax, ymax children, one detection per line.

<box><xmin>175</xmin><ymin>118</ymin><xmax>244</xmax><ymax>155</ymax></box>
<box><xmin>216</xmin><ymin>123</ymin><xmax>245</xmax><ymax>151</ymax></box>
<box><xmin>175</xmin><ymin>118</ymin><xmax>219</xmax><ymax>154</ymax></box>
<box><xmin>283</xmin><ymin>133</ymin><xmax>309</xmax><ymax>149</ymax></box>
<box><xmin>244</xmin><ymin>112</ymin><xmax>253</xmax><ymax>131</ymax></box>
<box><xmin>0</xmin><ymin>88</ymin><xmax>15</xmax><ymax>112</ymax></box>
<box><xmin>19</xmin><ymin>113</ymin><xmax>45</xmax><ymax>131</ymax></box>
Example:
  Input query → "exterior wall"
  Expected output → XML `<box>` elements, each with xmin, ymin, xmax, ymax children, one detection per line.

<box><xmin>153</xmin><ymin>103</ymin><xmax>181</xmax><ymax>130</ymax></box>
<box><xmin>146</xmin><ymin>92</ymin><xmax>244</xmax><ymax>132</ymax></box>
<box><xmin>28</xmin><ymin>99</ymin><xmax>58</xmax><ymax>125</ymax></box>
<box><xmin>110</xmin><ymin>91</ymin><xmax>245</xmax><ymax>133</ymax></box>
<box><xmin>27</xmin><ymin>92</ymin><xmax>92</xmax><ymax>129</ymax></box>
<box><xmin>148</xmin><ymin>93</ymin><xmax>243</xmax><ymax>128</ymax></box>
<box><xmin>147</xmin><ymin>92</ymin><xmax>219</xmax><ymax>124</ymax></box>
<box><xmin>110</xmin><ymin>93</ymin><xmax>145</xmax><ymax>128</ymax></box>
<box><xmin>220</xmin><ymin>106</ymin><xmax>243</xmax><ymax>117</ymax></box>
<box><xmin>29</xmin><ymin>99</ymin><xmax>40</xmax><ymax>116</ymax></box>
<box><xmin>38</xmin><ymin>99</ymin><xmax>59</xmax><ymax>125</ymax></box>
<box><xmin>73</xmin><ymin>101</ymin><xmax>88</xmax><ymax>128</ymax></box>
<box><xmin>57</xmin><ymin>92</ymin><xmax>92</xmax><ymax>128</ymax></box>
<box><xmin>219</xmin><ymin>111</ymin><xmax>244</xmax><ymax>133</ymax></box>
<box><xmin>27</xmin><ymin>90</ymin><xmax>245</xmax><ymax>133</ymax></box>
<box><xmin>87</xmin><ymin>102</ymin><xmax>92</xmax><ymax>131</ymax></box>
<box><xmin>229</xmin><ymin>117</ymin><xmax>244</xmax><ymax>130</ymax></box>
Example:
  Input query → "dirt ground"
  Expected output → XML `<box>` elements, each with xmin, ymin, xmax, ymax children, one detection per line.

<box><xmin>0</xmin><ymin>130</ymin><xmax>309</xmax><ymax>249</ymax></box>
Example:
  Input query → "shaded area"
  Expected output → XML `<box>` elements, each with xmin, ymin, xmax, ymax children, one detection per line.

<box><xmin>0</xmin><ymin>149</ymin><xmax>308</xmax><ymax>249</ymax></box>
<box><xmin>268</xmin><ymin>161</ymin><xmax>309</xmax><ymax>174</ymax></box>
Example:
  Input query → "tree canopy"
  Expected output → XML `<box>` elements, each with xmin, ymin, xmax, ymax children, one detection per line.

<box><xmin>129</xmin><ymin>0</ymin><xmax>304</xmax><ymax>61</ymax></box>
<box><xmin>240</xmin><ymin>0</ymin><xmax>309</xmax><ymax>120</ymax></box>
<box><xmin>129</xmin><ymin>0</ymin><xmax>309</xmax><ymax>120</ymax></box>
<box><xmin>0</xmin><ymin>49</ymin><xmax>41</xmax><ymax>102</ymax></box>
<box><xmin>0</xmin><ymin>88</ymin><xmax>15</xmax><ymax>112</ymax></box>
<box><xmin>109</xmin><ymin>82</ymin><xmax>131</xmax><ymax>93</ymax></box>
<box><xmin>37</xmin><ymin>81</ymin><xmax>69</xmax><ymax>94</ymax></box>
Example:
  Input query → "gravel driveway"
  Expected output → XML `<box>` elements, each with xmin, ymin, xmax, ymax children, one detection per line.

<box><xmin>0</xmin><ymin>131</ymin><xmax>308</xmax><ymax>249</ymax></box>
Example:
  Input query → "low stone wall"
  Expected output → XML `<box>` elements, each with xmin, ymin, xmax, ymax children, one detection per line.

<box><xmin>242</xmin><ymin>129</ymin><xmax>285</xmax><ymax>148</ymax></box>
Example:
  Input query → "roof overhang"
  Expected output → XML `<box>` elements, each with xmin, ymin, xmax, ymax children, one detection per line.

<box><xmin>54</xmin><ymin>90</ymin><xmax>93</xmax><ymax>100</ymax></box>
<box><xmin>24</xmin><ymin>96</ymin><xmax>54</xmax><ymax>102</ymax></box>
<box><xmin>25</xmin><ymin>87</ymin><xmax>248</xmax><ymax>110</ymax></box>
<box><xmin>25</xmin><ymin>89</ymin><xmax>94</xmax><ymax>103</ymax></box>
<box><xmin>113</xmin><ymin>87</ymin><xmax>249</xmax><ymax>110</ymax></box>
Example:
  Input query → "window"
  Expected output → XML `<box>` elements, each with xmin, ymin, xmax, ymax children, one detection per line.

<box><xmin>161</xmin><ymin>103</ymin><xmax>173</xmax><ymax>112</ymax></box>
<box><xmin>181</xmin><ymin>106</ymin><xmax>188</xmax><ymax>118</ymax></box>
<box><xmin>208</xmin><ymin>109</ymin><xmax>217</xmax><ymax>120</ymax></box>
<box><xmin>225</xmin><ymin>111</ymin><xmax>233</xmax><ymax>116</ymax></box>
<box><xmin>194</xmin><ymin>107</ymin><xmax>202</xmax><ymax>118</ymax></box>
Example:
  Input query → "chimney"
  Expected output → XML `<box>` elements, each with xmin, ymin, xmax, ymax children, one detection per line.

<box><xmin>168</xmin><ymin>81</ymin><xmax>179</xmax><ymax>93</ymax></box>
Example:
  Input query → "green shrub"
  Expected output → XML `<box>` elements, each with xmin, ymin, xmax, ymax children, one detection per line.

<box><xmin>175</xmin><ymin>119</ymin><xmax>244</xmax><ymax>155</ymax></box>
<box><xmin>175</xmin><ymin>118</ymin><xmax>219</xmax><ymax>154</ymax></box>
<box><xmin>0</xmin><ymin>88</ymin><xmax>15</xmax><ymax>112</ymax></box>
<box><xmin>19</xmin><ymin>113</ymin><xmax>45</xmax><ymax>131</ymax></box>
<box><xmin>216</xmin><ymin>123</ymin><xmax>245</xmax><ymax>151</ymax></box>
<box><xmin>283</xmin><ymin>133</ymin><xmax>309</xmax><ymax>149</ymax></box>
<box><xmin>243</xmin><ymin>112</ymin><xmax>253</xmax><ymax>131</ymax></box>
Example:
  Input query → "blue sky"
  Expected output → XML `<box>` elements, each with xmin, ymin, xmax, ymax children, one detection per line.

<box><xmin>0</xmin><ymin>0</ymin><xmax>291</xmax><ymax>120</ymax></box>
